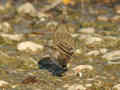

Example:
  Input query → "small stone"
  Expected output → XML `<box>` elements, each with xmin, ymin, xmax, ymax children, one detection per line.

<box><xmin>111</xmin><ymin>15</ymin><xmax>120</xmax><ymax>22</ymax></box>
<box><xmin>95</xmin><ymin>9</ymin><xmax>108</xmax><ymax>15</ymax></box>
<box><xmin>85</xmin><ymin>37</ymin><xmax>102</xmax><ymax>45</ymax></box>
<box><xmin>112</xmin><ymin>84</ymin><xmax>120</xmax><ymax>90</ymax></box>
<box><xmin>63</xmin><ymin>84</ymin><xmax>70</xmax><ymax>88</ymax></box>
<box><xmin>71</xmin><ymin>34</ymin><xmax>79</xmax><ymax>38</ymax></box>
<box><xmin>97</xmin><ymin>15</ymin><xmax>109</xmax><ymax>22</ymax></box>
<box><xmin>86</xmin><ymin>48</ymin><xmax>107</xmax><ymax>56</ymax></box>
<box><xmin>102</xmin><ymin>50</ymin><xmax>120</xmax><ymax>60</ymax></box>
<box><xmin>79</xmin><ymin>27</ymin><xmax>95</xmax><ymax>34</ymax></box>
<box><xmin>85</xmin><ymin>83</ymin><xmax>92</xmax><ymax>87</ymax></box>
<box><xmin>78</xmin><ymin>34</ymin><xmax>91</xmax><ymax>40</ymax></box>
<box><xmin>86</xmin><ymin>50</ymin><xmax>100</xmax><ymax>56</ymax></box>
<box><xmin>0</xmin><ymin>22</ymin><xmax>13</xmax><ymax>32</ymax></box>
<box><xmin>0</xmin><ymin>5</ymin><xmax>5</xmax><ymax>11</ymax></box>
<box><xmin>47</xmin><ymin>21</ymin><xmax>58</xmax><ymax>29</ymax></box>
<box><xmin>68</xmin><ymin>84</ymin><xmax>86</xmax><ymax>90</ymax></box>
<box><xmin>73</xmin><ymin>65</ymin><xmax>94</xmax><ymax>75</ymax></box>
<box><xmin>0</xmin><ymin>80</ymin><xmax>9</xmax><ymax>88</ymax></box>
<box><xmin>0</xmin><ymin>33</ymin><xmax>24</xmax><ymax>41</ymax></box>
<box><xmin>74</xmin><ymin>49</ymin><xmax>82</xmax><ymax>55</ymax></box>
<box><xmin>99</xmin><ymin>48</ymin><xmax>108</xmax><ymax>54</ymax></box>
<box><xmin>17</xmin><ymin>2</ymin><xmax>37</xmax><ymax>16</ymax></box>
<box><xmin>114</xmin><ymin>5</ymin><xmax>120</xmax><ymax>14</ymax></box>
<box><xmin>37</xmin><ymin>12</ymin><xmax>50</xmax><ymax>19</ymax></box>
<box><xmin>5</xmin><ymin>0</ymin><xmax>13</xmax><ymax>9</ymax></box>
<box><xmin>17</xmin><ymin>41</ymin><xmax>44</xmax><ymax>52</ymax></box>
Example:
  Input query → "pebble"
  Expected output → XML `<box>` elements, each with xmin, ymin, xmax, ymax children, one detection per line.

<box><xmin>86</xmin><ymin>50</ymin><xmax>100</xmax><ymax>56</ymax></box>
<box><xmin>71</xmin><ymin>33</ymin><xmax>79</xmax><ymax>38</ymax></box>
<box><xmin>112</xmin><ymin>84</ymin><xmax>120</xmax><ymax>90</ymax></box>
<box><xmin>111</xmin><ymin>15</ymin><xmax>120</xmax><ymax>23</ymax></box>
<box><xmin>0</xmin><ymin>22</ymin><xmax>13</xmax><ymax>32</ymax></box>
<box><xmin>73</xmin><ymin>65</ymin><xmax>94</xmax><ymax>76</ymax></box>
<box><xmin>114</xmin><ymin>5</ymin><xmax>120</xmax><ymax>14</ymax></box>
<box><xmin>0</xmin><ymin>80</ymin><xmax>9</xmax><ymax>88</ymax></box>
<box><xmin>85</xmin><ymin>83</ymin><xmax>92</xmax><ymax>88</ymax></box>
<box><xmin>74</xmin><ymin>49</ymin><xmax>82</xmax><ymax>55</ymax></box>
<box><xmin>85</xmin><ymin>37</ymin><xmax>102</xmax><ymax>45</ymax></box>
<box><xmin>79</xmin><ymin>27</ymin><xmax>95</xmax><ymax>34</ymax></box>
<box><xmin>68</xmin><ymin>84</ymin><xmax>86</xmax><ymax>90</ymax></box>
<box><xmin>0</xmin><ymin>33</ymin><xmax>24</xmax><ymax>41</ymax></box>
<box><xmin>97</xmin><ymin>15</ymin><xmax>110</xmax><ymax>22</ymax></box>
<box><xmin>17</xmin><ymin>2</ymin><xmax>37</xmax><ymax>16</ymax></box>
<box><xmin>86</xmin><ymin>48</ymin><xmax>108</xmax><ymax>56</ymax></box>
<box><xmin>5</xmin><ymin>0</ymin><xmax>13</xmax><ymax>9</ymax></box>
<box><xmin>17</xmin><ymin>41</ymin><xmax>44</xmax><ymax>52</ymax></box>
<box><xmin>102</xmin><ymin>50</ymin><xmax>120</xmax><ymax>60</ymax></box>
<box><xmin>0</xmin><ymin>5</ymin><xmax>5</xmax><ymax>11</ymax></box>
<box><xmin>78</xmin><ymin>34</ymin><xmax>91</xmax><ymax>40</ymax></box>
<box><xmin>37</xmin><ymin>12</ymin><xmax>50</xmax><ymax>19</ymax></box>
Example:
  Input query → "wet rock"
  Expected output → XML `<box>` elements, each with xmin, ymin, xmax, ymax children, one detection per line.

<box><xmin>78</xmin><ymin>34</ymin><xmax>91</xmax><ymax>40</ymax></box>
<box><xmin>85</xmin><ymin>37</ymin><xmax>102</xmax><ymax>45</ymax></box>
<box><xmin>102</xmin><ymin>50</ymin><xmax>120</xmax><ymax>64</ymax></box>
<box><xmin>0</xmin><ymin>22</ymin><xmax>13</xmax><ymax>32</ymax></box>
<box><xmin>5</xmin><ymin>0</ymin><xmax>13</xmax><ymax>9</ymax></box>
<box><xmin>74</xmin><ymin>49</ymin><xmax>82</xmax><ymax>55</ymax></box>
<box><xmin>37</xmin><ymin>12</ymin><xmax>50</xmax><ymax>19</ymax></box>
<box><xmin>111</xmin><ymin>15</ymin><xmax>120</xmax><ymax>22</ymax></box>
<box><xmin>0</xmin><ymin>80</ymin><xmax>9</xmax><ymax>88</ymax></box>
<box><xmin>17</xmin><ymin>2</ymin><xmax>37</xmax><ymax>16</ymax></box>
<box><xmin>71</xmin><ymin>33</ymin><xmax>79</xmax><ymax>38</ymax></box>
<box><xmin>79</xmin><ymin>27</ymin><xmax>95</xmax><ymax>34</ymax></box>
<box><xmin>97</xmin><ymin>15</ymin><xmax>109</xmax><ymax>22</ymax></box>
<box><xmin>0</xmin><ymin>80</ymin><xmax>9</xmax><ymax>86</ymax></box>
<box><xmin>68</xmin><ymin>84</ymin><xmax>86</xmax><ymax>90</ymax></box>
<box><xmin>0</xmin><ymin>33</ymin><xmax>24</xmax><ymax>41</ymax></box>
<box><xmin>114</xmin><ymin>5</ymin><xmax>120</xmax><ymax>14</ymax></box>
<box><xmin>47</xmin><ymin>21</ymin><xmax>58</xmax><ymax>29</ymax></box>
<box><xmin>0</xmin><ymin>5</ymin><xmax>5</xmax><ymax>11</ymax></box>
<box><xmin>85</xmin><ymin>83</ymin><xmax>92</xmax><ymax>88</ymax></box>
<box><xmin>102</xmin><ymin>50</ymin><xmax>120</xmax><ymax>60</ymax></box>
<box><xmin>104</xmin><ymin>36</ymin><xmax>117</xmax><ymax>40</ymax></box>
<box><xmin>86</xmin><ymin>48</ymin><xmax>108</xmax><ymax>56</ymax></box>
<box><xmin>86</xmin><ymin>50</ymin><xmax>100</xmax><ymax>56</ymax></box>
<box><xmin>17</xmin><ymin>41</ymin><xmax>44</xmax><ymax>52</ymax></box>
<box><xmin>73</xmin><ymin>65</ymin><xmax>94</xmax><ymax>72</ymax></box>
<box><xmin>112</xmin><ymin>84</ymin><xmax>120</xmax><ymax>90</ymax></box>
<box><xmin>95</xmin><ymin>9</ymin><xmax>109</xmax><ymax>15</ymax></box>
<box><xmin>73</xmin><ymin>65</ymin><xmax>94</xmax><ymax>76</ymax></box>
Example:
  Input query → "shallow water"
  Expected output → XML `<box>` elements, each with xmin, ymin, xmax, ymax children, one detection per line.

<box><xmin>0</xmin><ymin>0</ymin><xmax>120</xmax><ymax>90</ymax></box>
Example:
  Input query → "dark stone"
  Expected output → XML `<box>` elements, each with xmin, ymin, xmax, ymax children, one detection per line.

<box><xmin>38</xmin><ymin>57</ymin><xmax>67</xmax><ymax>76</ymax></box>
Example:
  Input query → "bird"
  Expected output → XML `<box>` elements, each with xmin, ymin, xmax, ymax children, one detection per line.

<box><xmin>52</xmin><ymin>24</ymin><xmax>75</xmax><ymax>69</ymax></box>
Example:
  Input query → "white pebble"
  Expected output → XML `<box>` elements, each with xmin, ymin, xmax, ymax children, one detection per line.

<box><xmin>86</xmin><ymin>50</ymin><xmax>99</xmax><ymax>56</ymax></box>
<box><xmin>85</xmin><ymin>37</ymin><xmax>102</xmax><ymax>45</ymax></box>
<box><xmin>17</xmin><ymin>2</ymin><xmax>37</xmax><ymax>16</ymax></box>
<box><xmin>68</xmin><ymin>84</ymin><xmax>86</xmax><ymax>90</ymax></box>
<box><xmin>0</xmin><ymin>80</ymin><xmax>9</xmax><ymax>87</ymax></box>
<box><xmin>0</xmin><ymin>33</ymin><xmax>23</xmax><ymax>41</ymax></box>
<box><xmin>112</xmin><ymin>84</ymin><xmax>120</xmax><ymax>90</ymax></box>
<box><xmin>73</xmin><ymin>65</ymin><xmax>94</xmax><ymax>72</ymax></box>
<box><xmin>74</xmin><ymin>49</ymin><xmax>82</xmax><ymax>55</ymax></box>
<box><xmin>0</xmin><ymin>22</ymin><xmax>13</xmax><ymax>32</ymax></box>
<box><xmin>102</xmin><ymin>50</ymin><xmax>120</xmax><ymax>60</ymax></box>
<box><xmin>79</xmin><ymin>27</ymin><xmax>95</xmax><ymax>34</ymax></box>
<box><xmin>17</xmin><ymin>41</ymin><xmax>44</xmax><ymax>52</ymax></box>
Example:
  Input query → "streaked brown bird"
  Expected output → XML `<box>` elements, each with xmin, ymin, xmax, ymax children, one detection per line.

<box><xmin>52</xmin><ymin>25</ymin><xmax>75</xmax><ymax>69</ymax></box>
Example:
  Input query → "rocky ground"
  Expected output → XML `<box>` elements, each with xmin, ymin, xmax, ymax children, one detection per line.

<box><xmin>0</xmin><ymin>0</ymin><xmax>120</xmax><ymax>90</ymax></box>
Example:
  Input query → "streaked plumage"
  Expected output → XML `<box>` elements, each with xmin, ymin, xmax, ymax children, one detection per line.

<box><xmin>52</xmin><ymin>25</ymin><xmax>75</xmax><ymax>68</ymax></box>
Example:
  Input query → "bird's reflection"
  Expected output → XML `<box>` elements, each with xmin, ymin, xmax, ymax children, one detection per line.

<box><xmin>38</xmin><ymin>57</ymin><xmax>67</xmax><ymax>76</ymax></box>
